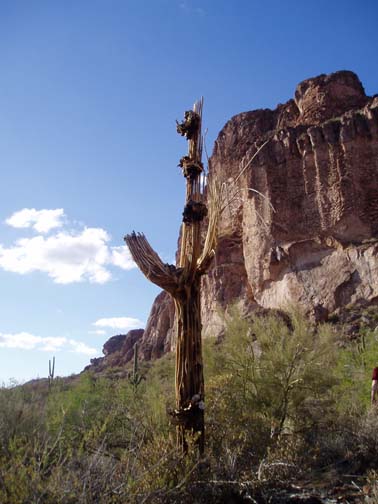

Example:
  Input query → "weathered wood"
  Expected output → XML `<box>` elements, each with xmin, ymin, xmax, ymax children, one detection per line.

<box><xmin>125</xmin><ymin>98</ymin><xmax>220</xmax><ymax>454</ymax></box>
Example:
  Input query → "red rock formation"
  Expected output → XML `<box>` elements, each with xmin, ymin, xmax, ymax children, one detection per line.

<box><xmin>96</xmin><ymin>70</ymin><xmax>378</xmax><ymax>367</ymax></box>
<box><xmin>85</xmin><ymin>329</ymin><xmax>144</xmax><ymax>373</ymax></box>
<box><xmin>139</xmin><ymin>291</ymin><xmax>175</xmax><ymax>359</ymax></box>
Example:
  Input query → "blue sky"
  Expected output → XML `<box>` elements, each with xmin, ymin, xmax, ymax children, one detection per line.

<box><xmin>0</xmin><ymin>0</ymin><xmax>377</xmax><ymax>383</ymax></box>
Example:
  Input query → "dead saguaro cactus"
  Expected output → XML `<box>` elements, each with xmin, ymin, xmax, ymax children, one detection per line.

<box><xmin>125</xmin><ymin>98</ymin><xmax>221</xmax><ymax>454</ymax></box>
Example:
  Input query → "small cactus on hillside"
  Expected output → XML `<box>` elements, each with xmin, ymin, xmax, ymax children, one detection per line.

<box><xmin>48</xmin><ymin>356</ymin><xmax>55</xmax><ymax>389</ymax></box>
<box><xmin>128</xmin><ymin>343</ymin><xmax>144</xmax><ymax>391</ymax></box>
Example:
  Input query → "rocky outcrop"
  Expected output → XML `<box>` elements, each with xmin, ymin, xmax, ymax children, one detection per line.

<box><xmin>139</xmin><ymin>291</ymin><xmax>175</xmax><ymax>359</ymax></box>
<box><xmin>223</xmin><ymin>71</ymin><xmax>378</xmax><ymax>317</ymax></box>
<box><xmin>87</xmin><ymin>70</ymin><xmax>377</xmax><ymax>369</ymax></box>
<box><xmin>135</xmin><ymin>70</ymin><xmax>378</xmax><ymax>358</ymax></box>
<box><xmin>85</xmin><ymin>329</ymin><xmax>144</xmax><ymax>374</ymax></box>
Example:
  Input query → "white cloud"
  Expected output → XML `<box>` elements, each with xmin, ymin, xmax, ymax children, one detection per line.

<box><xmin>0</xmin><ymin>219</ymin><xmax>136</xmax><ymax>284</ymax></box>
<box><xmin>94</xmin><ymin>317</ymin><xmax>144</xmax><ymax>331</ymax></box>
<box><xmin>110</xmin><ymin>246</ymin><xmax>135</xmax><ymax>270</ymax></box>
<box><xmin>0</xmin><ymin>332</ymin><xmax>98</xmax><ymax>356</ymax></box>
<box><xmin>39</xmin><ymin>337</ymin><xmax>68</xmax><ymax>352</ymax></box>
<box><xmin>179</xmin><ymin>1</ymin><xmax>205</xmax><ymax>16</ymax></box>
<box><xmin>88</xmin><ymin>329</ymin><xmax>107</xmax><ymax>336</ymax></box>
<box><xmin>6</xmin><ymin>208</ymin><xmax>65</xmax><ymax>233</ymax></box>
<box><xmin>68</xmin><ymin>339</ymin><xmax>99</xmax><ymax>356</ymax></box>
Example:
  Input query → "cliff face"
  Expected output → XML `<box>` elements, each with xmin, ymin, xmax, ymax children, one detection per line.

<box><xmin>97</xmin><ymin>70</ymin><xmax>378</xmax><ymax>366</ymax></box>
<box><xmin>209</xmin><ymin>70</ymin><xmax>378</xmax><ymax>322</ymax></box>
<box><xmin>84</xmin><ymin>329</ymin><xmax>144</xmax><ymax>374</ymax></box>
<box><xmin>138</xmin><ymin>70</ymin><xmax>378</xmax><ymax>358</ymax></box>
<box><xmin>139</xmin><ymin>291</ymin><xmax>175</xmax><ymax>359</ymax></box>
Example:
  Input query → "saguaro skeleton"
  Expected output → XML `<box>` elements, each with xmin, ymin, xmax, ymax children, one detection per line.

<box><xmin>125</xmin><ymin>99</ymin><xmax>221</xmax><ymax>453</ymax></box>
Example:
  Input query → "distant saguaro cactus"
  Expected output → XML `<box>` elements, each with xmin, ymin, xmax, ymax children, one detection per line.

<box><xmin>128</xmin><ymin>342</ymin><xmax>144</xmax><ymax>391</ymax></box>
<box><xmin>48</xmin><ymin>356</ymin><xmax>55</xmax><ymax>389</ymax></box>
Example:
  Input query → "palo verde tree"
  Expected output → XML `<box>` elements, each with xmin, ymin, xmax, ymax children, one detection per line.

<box><xmin>125</xmin><ymin>99</ymin><xmax>221</xmax><ymax>453</ymax></box>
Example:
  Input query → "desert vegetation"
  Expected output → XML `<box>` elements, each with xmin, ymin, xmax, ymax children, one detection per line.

<box><xmin>1</xmin><ymin>308</ymin><xmax>378</xmax><ymax>503</ymax></box>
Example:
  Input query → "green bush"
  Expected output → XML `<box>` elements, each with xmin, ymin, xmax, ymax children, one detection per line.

<box><xmin>336</xmin><ymin>328</ymin><xmax>378</xmax><ymax>413</ymax></box>
<box><xmin>1</xmin><ymin>308</ymin><xmax>378</xmax><ymax>502</ymax></box>
<box><xmin>207</xmin><ymin>308</ymin><xmax>338</xmax><ymax>432</ymax></box>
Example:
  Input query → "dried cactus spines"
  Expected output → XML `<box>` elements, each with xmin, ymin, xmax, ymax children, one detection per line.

<box><xmin>182</xmin><ymin>200</ymin><xmax>208</xmax><ymax>224</ymax></box>
<box><xmin>176</xmin><ymin>110</ymin><xmax>200</xmax><ymax>140</ymax></box>
<box><xmin>178</xmin><ymin>156</ymin><xmax>204</xmax><ymax>179</ymax></box>
<box><xmin>125</xmin><ymin>98</ymin><xmax>217</xmax><ymax>454</ymax></box>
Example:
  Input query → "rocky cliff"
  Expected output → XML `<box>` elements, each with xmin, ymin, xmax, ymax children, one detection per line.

<box><xmin>211</xmin><ymin>71</ymin><xmax>378</xmax><ymax>319</ymax></box>
<box><xmin>84</xmin><ymin>329</ymin><xmax>144</xmax><ymax>374</ymax></box>
<box><xmin>90</xmin><ymin>70</ymin><xmax>378</xmax><ymax>368</ymax></box>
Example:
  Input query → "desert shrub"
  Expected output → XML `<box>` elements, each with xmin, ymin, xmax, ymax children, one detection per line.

<box><xmin>137</xmin><ymin>351</ymin><xmax>175</xmax><ymax>435</ymax></box>
<box><xmin>46</xmin><ymin>374</ymin><xmax>115</xmax><ymax>450</ymax></box>
<box><xmin>205</xmin><ymin>309</ymin><xmax>338</xmax><ymax>448</ymax></box>
<box><xmin>336</xmin><ymin>328</ymin><xmax>378</xmax><ymax>413</ymax></box>
<box><xmin>202</xmin><ymin>307</ymin><xmax>371</xmax><ymax>488</ymax></box>
<box><xmin>3</xmin><ymin>308</ymin><xmax>378</xmax><ymax>502</ymax></box>
<box><xmin>0</xmin><ymin>382</ymin><xmax>47</xmax><ymax>458</ymax></box>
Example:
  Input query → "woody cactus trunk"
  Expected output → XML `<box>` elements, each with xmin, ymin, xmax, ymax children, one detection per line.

<box><xmin>125</xmin><ymin>99</ymin><xmax>221</xmax><ymax>453</ymax></box>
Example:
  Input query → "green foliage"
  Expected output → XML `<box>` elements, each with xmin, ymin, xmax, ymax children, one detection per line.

<box><xmin>1</xmin><ymin>308</ymin><xmax>378</xmax><ymax>502</ymax></box>
<box><xmin>336</xmin><ymin>328</ymin><xmax>378</xmax><ymax>412</ymax></box>
<box><xmin>0</xmin><ymin>382</ymin><xmax>46</xmax><ymax>456</ymax></box>
<box><xmin>206</xmin><ymin>308</ymin><xmax>338</xmax><ymax>439</ymax></box>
